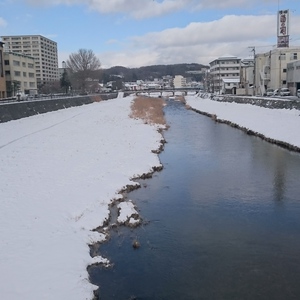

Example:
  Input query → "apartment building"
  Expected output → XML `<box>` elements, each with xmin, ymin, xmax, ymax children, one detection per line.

<box><xmin>209</xmin><ymin>55</ymin><xmax>241</xmax><ymax>94</ymax></box>
<box><xmin>3</xmin><ymin>52</ymin><xmax>37</xmax><ymax>97</ymax></box>
<box><xmin>286</xmin><ymin>60</ymin><xmax>300</xmax><ymax>95</ymax></box>
<box><xmin>1</xmin><ymin>35</ymin><xmax>59</xmax><ymax>88</ymax></box>
<box><xmin>255</xmin><ymin>47</ymin><xmax>300</xmax><ymax>96</ymax></box>
<box><xmin>0</xmin><ymin>42</ymin><xmax>5</xmax><ymax>98</ymax></box>
<box><xmin>173</xmin><ymin>75</ymin><xmax>186</xmax><ymax>89</ymax></box>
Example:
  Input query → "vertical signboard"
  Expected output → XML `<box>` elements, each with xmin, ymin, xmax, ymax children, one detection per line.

<box><xmin>277</xmin><ymin>9</ymin><xmax>289</xmax><ymax>48</ymax></box>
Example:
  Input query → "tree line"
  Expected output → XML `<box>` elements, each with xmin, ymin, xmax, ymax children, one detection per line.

<box><xmin>40</xmin><ymin>49</ymin><xmax>207</xmax><ymax>94</ymax></box>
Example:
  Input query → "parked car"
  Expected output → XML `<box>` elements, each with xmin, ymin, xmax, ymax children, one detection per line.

<box><xmin>297</xmin><ymin>89</ymin><xmax>300</xmax><ymax>98</ymax></box>
<box><xmin>279</xmin><ymin>88</ymin><xmax>290</xmax><ymax>96</ymax></box>
<box><xmin>265</xmin><ymin>88</ymin><xmax>274</xmax><ymax>96</ymax></box>
<box><xmin>273</xmin><ymin>89</ymin><xmax>280</xmax><ymax>96</ymax></box>
<box><xmin>16</xmin><ymin>91</ymin><xmax>28</xmax><ymax>101</ymax></box>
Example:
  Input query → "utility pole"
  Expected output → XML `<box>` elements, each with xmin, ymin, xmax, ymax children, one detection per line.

<box><xmin>249</xmin><ymin>46</ymin><xmax>256</xmax><ymax>95</ymax></box>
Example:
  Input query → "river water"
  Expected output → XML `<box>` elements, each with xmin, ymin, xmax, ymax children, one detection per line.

<box><xmin>89</xmin><ymin>100</ymin><xmax>300</xmax><ymax>300</ymax></box>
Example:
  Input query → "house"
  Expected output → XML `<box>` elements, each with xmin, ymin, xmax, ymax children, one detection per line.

<box><xmin>221</xmin><ymin>78</ymin><xmax>240</xmax><ymax>95</ymax></box>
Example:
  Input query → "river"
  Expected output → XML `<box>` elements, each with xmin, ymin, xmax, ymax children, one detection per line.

<box><xmin>89</xmin><ymin>99</ymin><xmax>300</xmax><ymax>300</ymax></box>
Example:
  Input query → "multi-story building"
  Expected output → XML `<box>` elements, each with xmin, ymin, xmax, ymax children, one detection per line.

<box><xmin>286</xmin><ymin>60</ymin><xmax>300</xmax><ymax>95</ymax></box>
<box><xmin>0</xmin><ymin>41</ymin><xmax>6</xmax><ymax>98</ymax></box>
<box><xmin>3</xmin><ymin>52</ymin><xmax>37</xmax><ymax>97</ymax></box>
<box><xmin>173</xmin><ymin>75</ymin><xmax>186</xmax><ymax>89</ymax></box>
<box><xmin>209</xmin><ymin>55</ymin><xmax>241</xmax><ymax>94</ymax></box>
<box><xmin>255</xmin><ymin>47</ymin><xmax>300</xmax><ymax>96</ymax></box>
<box><xmin>1</xmin><ymin>35</ymin><xmax>59</xmax><ymax>89</ymax></box>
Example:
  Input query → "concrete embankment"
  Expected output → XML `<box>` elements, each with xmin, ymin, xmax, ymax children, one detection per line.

<box><xmin>191</xmin><ymin>95</ymin><xmax>300</xmax><ymax>153</ymax></box>
<box><xmin>212</xmin><ymin>95</ymin><xmax>300</xmax><ymax>110</ymax></box>
<box><xmin>0</xmin><ymin>93</ymin><xmax>119</xmax><ymax>123</ymax></box>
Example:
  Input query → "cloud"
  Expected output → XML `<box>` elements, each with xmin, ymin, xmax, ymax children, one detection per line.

<box><xmin>0</xmin><ymin>17</ymin><xmax>7</xmax><ymax>27</ymax></box>
<box><xmin>26</xmin><ymin>0</ymin><xmax>280</xmax><ymax>19</ymax></box>
<box><xmin>26</xmin><ymin>0</ymin><xmax>188</xmax><ymax>18</ymax></box>
<box><xmin>105</xmin><ymin>39</ymin><xmax>120</xmax><ymax>45</ymax></box>
<box><xmin>133</xmin><ymin>15</ymin><xmax>278</xmax><ymax>48</ymax></box>
<box><xmin>98</xmin><ymin>49</ymin><xmax>160</xmax><ymax>68</ymax></box>
<box><xmin>95</xmin><ymin>13</ymin><xmax>300</xmax><ymax>68</ymax></box>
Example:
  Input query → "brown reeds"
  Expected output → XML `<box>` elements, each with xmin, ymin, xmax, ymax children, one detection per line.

<box><xmin>90</xmin><ymin>95</ymin><xmax>102</xmax><ymax>102</ymax></box>
<box><xmin>130</xmin><ymin>96</ymin><xmax>166</xmax><ymax>125</ymax></box>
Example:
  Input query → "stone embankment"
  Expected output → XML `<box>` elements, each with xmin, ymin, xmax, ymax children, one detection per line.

<box><xmin>211</xmin><ymin>94</ymin><xmax>300</xmax><ymax>110</ymax></box>
<box><xmin>0</xmin><ymin>93</ymin><xmax>119</xmax><ymax>123</ymax></box>
<box><xmin>191</xmin><ymin>94</ymin><xmax>300</xmax><ymax>153</ymax></box>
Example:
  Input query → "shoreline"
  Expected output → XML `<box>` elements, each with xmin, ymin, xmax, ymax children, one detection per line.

<box><xmin>190</xmin><ymin>107</ymin><xmax>300</xmax><ymax>153</ymax></box>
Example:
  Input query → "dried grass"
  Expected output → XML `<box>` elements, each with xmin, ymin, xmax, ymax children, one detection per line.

<box><xmin>130</xmin><ymin>96</ymin><xmax>166</xmax><ymax>125</ymax></box>
<box><xmin>90</xmin><ymin>95</ymin><xmax>102</xmax><ymax>102</ymax></box>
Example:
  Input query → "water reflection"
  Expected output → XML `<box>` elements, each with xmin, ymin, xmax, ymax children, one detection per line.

<box><xmin>89</xmin><ymin>100</ymin><xmax>300</xmax><ymax>300</ymax></box>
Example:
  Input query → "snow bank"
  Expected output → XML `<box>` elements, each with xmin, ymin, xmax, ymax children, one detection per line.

<box><xmin>186</xmin><ymin>96</ymin><xmax>300</xmax><ymax>149</ymax></box>
<box><xmin>0</xmin><ymin>96</ymin><xmax>163</xmax><ymax>300</ymax></box>
<box><xmin>117</xmin><ymin>200</ymin><xmax>140</xmax><ymax>226</ymax></box>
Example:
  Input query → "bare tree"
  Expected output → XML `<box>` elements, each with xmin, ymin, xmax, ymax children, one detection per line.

<box><xmin>66</xmin><ymin>49</ymin><xmax>101</xmax><ymax>92</ymax></box>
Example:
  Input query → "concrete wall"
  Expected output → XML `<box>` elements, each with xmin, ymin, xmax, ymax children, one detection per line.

<box><xmin>213</xmin><ymin>95</ymin><xmax>300</xmax><ymax>110</ymax></box>
<box><xmin>0</xmin><ymin>93</ymin><xmax>119</xmax><ymax>123</ymax></box>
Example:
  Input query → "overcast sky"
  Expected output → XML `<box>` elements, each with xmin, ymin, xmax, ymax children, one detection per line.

<box><xmin>0</xmin><ymin>0</ymin><xmax>300</xmax><ymax>68</ymax></box>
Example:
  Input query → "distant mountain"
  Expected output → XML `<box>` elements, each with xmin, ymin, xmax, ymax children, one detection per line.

<box><xmin>101</xmin><ymin>63</ymin><xmax>209</xmax><ymax>83</ymax></box>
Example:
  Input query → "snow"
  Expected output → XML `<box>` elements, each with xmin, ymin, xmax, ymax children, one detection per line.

<box><xmin>117</xmin><ymin>200</ymin><xmax>140</xmax><ymax>225</ymax></box>
<box><xmin>0</xmin><ymin>96</ymin><xmax>163</xmax><ymax>300</ymax></box>
<box><xmin>1</xmin><ymin>93</ymin><xmax>300</xmax><ymax>300</ymax></box>
<box><xmin>186</xmin><ymin>95</ymin><xmax>300</xmax><ymax>149</ymax></box>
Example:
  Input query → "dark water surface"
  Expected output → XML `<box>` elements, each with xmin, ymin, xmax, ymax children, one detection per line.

<box><xmin>89</xmin><ymin>100</ymin><xmax>300</xmax><ymax>300</ymax></box>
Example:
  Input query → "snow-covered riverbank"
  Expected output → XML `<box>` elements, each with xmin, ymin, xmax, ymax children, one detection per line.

<box><xmin>1</xmin><ymin>93</ymin><xmax>300</xmax><ymax>300</ymax></box>
<box><xmin>186</xmin><ymin>95</ymin><xmax>300</xmax><ymax>151</ymax></box>
<box><xmin>0</xmin><ymin>96</ymin><xmax>164</xmax><ymax>300</ymax></box>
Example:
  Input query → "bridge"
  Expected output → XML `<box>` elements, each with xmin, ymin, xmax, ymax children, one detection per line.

<box><xmin>134</xmin><ymin>88</ymin><xmax>200</xmax><ymax>96</ymax></box>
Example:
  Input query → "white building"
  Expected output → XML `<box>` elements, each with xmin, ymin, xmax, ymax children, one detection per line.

<box><xmin>286</xmin><ymin>60</ymin><xmax>300</xmax><ymax>95</ymax></box>
<box><xmin>3</xmin><ymin>51</ymin><xmax>37</xmax><ymax>97</ymax></box>
<box><xmin>221</xmin><ymin>78</ymin><xmax>240</xmax><ymax>95</ymax></box>
<box><xmin>209</xmin><ymin>55</ymin><xmax>241</xmax><ymax>93</ymax></box>
<box><xmin>0</xmin><ymin>42</ymin><xmax>5</xmax><ymax>99</ymax></box>
<box><xmin>1</xmin><ymin>35</ymin><xmax>59</xmax><ymax>88</ymax></box>
<box><xmin>255</xmin><ymin>47</ymin><xmax>300</xmax><ymax>96</ymax></box>
<box><xmin>173</xmin><ymin>75</ymin><xmax>186</xmax><ymax>89</ymax></box>
<box><xmin>241</xmin><ymin>57</ymin><xmax>254</xmax><ymax>85</ymax></box>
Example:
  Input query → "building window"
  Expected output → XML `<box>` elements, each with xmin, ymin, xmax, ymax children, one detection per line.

<box><xmin>14</xmin><ymin>71</ymin><xmax>21</xmax><ymax>76</ymax></box>
<box><xmin>279</xmin><ymin>53</ymin><xmax>286</xmax><ymax>60</ymax></box>
<box><xmin>283</xmin><ymin>68</ymin><xmax>287</xmax><ymax>73</ymax></box>
<box><xmin>28</xmin><ymin>73</ymin><xmax>35</xmax><ymax>78</ymax></box>
<box><xmin>290</xmin><ymin>53</ymin><xmax>298</xmax><ymax>60</ymax></box>
<box><xmin>22</xmin><ymin>62</ymin><xmax>26</xmax><ymax>67</ymax></box>
<box><xmin>13</xmin><ymin>60</ymin><xmax>20</xmax><ymax>66</ymax></box>
<box><xmin>23</xmin><ymin>72</ymin><xmax>27</xmax><ymax>77</ymax></box>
